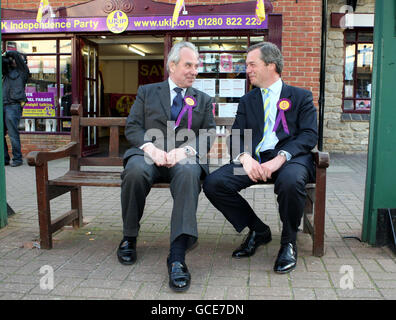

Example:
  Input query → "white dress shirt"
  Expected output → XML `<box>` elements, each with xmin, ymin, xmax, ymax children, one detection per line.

<box><xmin>234</xmin><ymin>78</ymin><xmax>291</xmax><ymax>163</ymax></box>
<box><xmin>258</xmin><ymin>78</ymin><xmax>282</xmax><ymax>152</ymax></box>
<box><xmin>168</xmin><ymin>77</ymin><xmax>187</xmax><ymax>105</ymax></box>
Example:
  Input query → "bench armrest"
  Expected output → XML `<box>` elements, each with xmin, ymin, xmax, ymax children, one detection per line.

<box><xmin>27</xmin><ymin>142</ymin><xmax>78</xmax><ymax>167</ymax></box>
<box><xmin>311</xmin><ymin>148</ymin><xmax>330</xmax><ymax>169</ymax></box>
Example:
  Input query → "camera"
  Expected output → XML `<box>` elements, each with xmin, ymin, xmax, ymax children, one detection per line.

<box><xmin>2</xmin><ymin>51</ymin><xmax>28</xmax><ymax>76</ymax></box>
<box><xmin>2</xmin><ymin>54</ymin><xmax>13</xmax><ymax>76</ymax></box>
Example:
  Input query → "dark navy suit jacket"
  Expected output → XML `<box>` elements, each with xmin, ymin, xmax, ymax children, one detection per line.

<box><xmin>229</xmin><ymin>82</ymin><xmax>318</xmax><ymax>178</ymax></box>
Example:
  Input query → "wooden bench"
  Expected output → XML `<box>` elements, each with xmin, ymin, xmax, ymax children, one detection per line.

<box><xmin>27</xmin><ymin>104</ymin><xmax>330</xmax><ymax>256</ymax></box>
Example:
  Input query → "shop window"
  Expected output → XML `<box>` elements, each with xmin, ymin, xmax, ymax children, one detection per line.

<box><xmin>4</xmin><ymin>39</ymin><xmax>72</xmax><ymax>133</ymax></box>
<box><xmin>174</xmin><ymin>35</ymin><xmax>266</xmax><ymax>121</ymax></box>
<box><xmin>343</xmin><ymin>30</ymin><xmax>373</xmax><ymax>113</ymax></box>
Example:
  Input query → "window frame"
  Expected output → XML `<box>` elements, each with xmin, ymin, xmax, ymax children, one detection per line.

<box><xmin>342</xmin><ymin>28</ymin><xmax>374</xmax><ymax>114</ymax></box>
<box><xmin>2</xmin><ymin>36</ymin><xmax>72</xmax><ymax>135</ymax></box>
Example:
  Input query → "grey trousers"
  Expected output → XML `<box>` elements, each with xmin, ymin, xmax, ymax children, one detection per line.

<box><xmin>121</xmin><ymin>155</ymin><xmax>202</xmax><ymax>246</ymax></box>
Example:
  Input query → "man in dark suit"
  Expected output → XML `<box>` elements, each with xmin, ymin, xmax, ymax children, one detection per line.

<box><xmin>203</xmin><ymin>42</ymin><xmax>318</xmax><ymax>274</ymax></box>
<box><xmin>118</xmin><ymin>41</ymin><xmax>216</xmax><ymax>292</ymax></box>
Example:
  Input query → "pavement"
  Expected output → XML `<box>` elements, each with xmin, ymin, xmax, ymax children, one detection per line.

<box><xmin>1</xmin><ymin>152</ymin><xmax>396</xmax><ymax>300</ymax></box>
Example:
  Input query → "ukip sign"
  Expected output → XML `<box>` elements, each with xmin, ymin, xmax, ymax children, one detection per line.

<box><xmin>1</xmin><ymin>14</ymin><xmax>267</xmax><ymax>34</ymax></box>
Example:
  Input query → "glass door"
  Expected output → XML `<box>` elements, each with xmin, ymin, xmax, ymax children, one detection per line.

<box><xmin>79</xmin><ymin>38</ymin><xmax>99</xmax><ymax>156</ymax></box>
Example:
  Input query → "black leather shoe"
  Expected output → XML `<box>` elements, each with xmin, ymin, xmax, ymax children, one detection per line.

<box><xmin>274</xmin><ymin>243</ymin><xmax>297</xmax><ymax>274</ymax></box>
<box><xmin>167</xmin><ymin>260</ymin><xmax>191</xmax><ymax>292</ymax></box>
<box><xmin>117</xmin><ymin>239</ymin><xmax>137</xmax><ymax>265</ymax></box>
<box><xmin>232</xmin><ymin>229</ymin><xmax>272</xmax><ymax>258</ymax></box>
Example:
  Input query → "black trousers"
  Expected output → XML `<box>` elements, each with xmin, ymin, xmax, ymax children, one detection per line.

<box><xmin>203</xmin><ymin>154</ymin><xmax>311</xmax><ymax>245</ymax></box>
<box><xmin>121</xmin><ymin>155</ymin><xmax>202</xmax><ymax>248</ymax></box>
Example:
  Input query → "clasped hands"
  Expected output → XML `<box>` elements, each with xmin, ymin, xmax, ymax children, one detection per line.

<box><xmin>239</xmin><ymin>153</ymin><xmax>286</xmax><ymax>183</ymax></box>
<box><xmin>143</xmin><ymin>144</ymin><xmax>189</xmax><ymax>168</ymax></box>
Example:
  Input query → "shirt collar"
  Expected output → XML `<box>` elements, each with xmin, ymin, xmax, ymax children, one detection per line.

<box><xmin>264</xmin><ymin>78</ymin><xmax>282</xmax><ymax>96</ymax></box>
<box><xmin>168</xmin><ymin>77</ymin><xmax>186</xmax><ymax>94</ymax></box>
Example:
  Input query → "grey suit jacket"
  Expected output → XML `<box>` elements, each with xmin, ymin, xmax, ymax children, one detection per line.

<box><xmin>123</xmin><ymin>80</ymin><xmax>217</xmax><ymax>175</ymax></box>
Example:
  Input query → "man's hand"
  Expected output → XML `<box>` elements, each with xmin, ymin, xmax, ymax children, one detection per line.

<box><xmin>260</xmin><ymin>155</ymin><xmax>286</xmax><ymax>181</ymax></box>
<box><xmin>165</xmin><ymin>148</ymin><xmax>187</xmax><ymax>168</ymax></box>
<box><xmin>239</xmin><ymin>153</ymin><xmax>266</xmax><ymax>183</ymax></box>
<box><xmin>143</xmin><ymin>144</ymin><xmax>168</xmax><ymax>166</ymax></box>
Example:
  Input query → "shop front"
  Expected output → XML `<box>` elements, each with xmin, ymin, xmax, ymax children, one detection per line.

<box><xmin>1</xmin><ymin>0</ymin><xmax>282</xmax><ymax>158</ymax></box>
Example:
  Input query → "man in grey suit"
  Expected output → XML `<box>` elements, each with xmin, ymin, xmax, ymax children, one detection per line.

<box><xmin>118</xmin><ymin>41</ymin><xmax>216</xmax><ymax>292</ymax></box>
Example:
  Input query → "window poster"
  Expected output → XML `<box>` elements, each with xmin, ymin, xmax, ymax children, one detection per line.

<box><xmin>218</xmin><ymin>103</ymin><xmax>238</xmax><ymax>117</ymax></box>
<box><xmin>193</xmin><ymin>78</ymin><xmax>216</xmax><ymax>97</ymax></box>
<box><xmin>356</xmin><ymin>100</ymin><xmax>370</xmax><ymax>110</ymax></box>
<box><xmin>27</xmin><ymin>57</ymin><xmax>41</xmax><ymax>74</ymax></box>
<box><xmin>138</xmin><ymin>60</ymin><xmax>164</xmax><ymax>86</ymax></box>
<box><xmin>219</xmin><ymin>79</ymin><xmax>246</xmax><ymax>97</ymax></box>
<box><xmin>43</xmin><ymin>59</ymin><xmax>56</xmax><ymax>74</ymax></box>
<box><xmin>22</xmin><ymin>92</ymin><xmax>56</xmax><ymax>117</ymax></box>
<box><xmin>198</xmin><ymin>54</ymin><xmax>205</xmax><ymax>73</ymax></box>
<box><xmin>219</xmin><ymin>54</ymin><xmax>233</xmax><ymax>73</ymax></box>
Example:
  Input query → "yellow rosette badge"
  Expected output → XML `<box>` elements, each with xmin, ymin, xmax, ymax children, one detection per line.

<box><xmin>278</xmin><ymin>99</ymin><xmax>291</xmax><ymax>111</ymax></box>
<box><xmin>185</xmin><ymin>97</ymin><xmax>195</xmax><ymax>107</ymax></box>
<box><xmin>107</xmin><ymin>10</ymin><xmax>129</xmax><ymax>34</ymax></box>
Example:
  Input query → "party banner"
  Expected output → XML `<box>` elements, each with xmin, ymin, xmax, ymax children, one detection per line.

<box><xmin>109</xmin><ymin>93</ymin><xmax>136</xmax><ymax>117</ymax></box>
<box><xmin>1</xmin><ymin>14</ymin><xmax>267</xmax><ymax>34</ymax></box>
<box><xmin>22</xmin><ymin>92</ymin><xmax>56</xmax><ymax>117</ymax></box>
<box><xmin>138</xmin><ymin>60</ymin><xmax>164</xmax><ymax>86</ymax></box>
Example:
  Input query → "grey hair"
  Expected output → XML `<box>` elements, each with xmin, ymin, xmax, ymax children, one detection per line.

<box><xmin>247</xmin><ymin>42</ymin><xmax>283</xmax><ymax>75</ymax></box>
<box><xmin>166</xmin><ymin>41</ymin><xmax>199</xmax><ymax>72</ymax></box>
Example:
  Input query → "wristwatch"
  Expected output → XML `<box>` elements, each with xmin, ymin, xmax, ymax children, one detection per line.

<box><xmin>183</xmin><ymin>146</ymin><xmax>195</xmax><ymax>157</ymax></box>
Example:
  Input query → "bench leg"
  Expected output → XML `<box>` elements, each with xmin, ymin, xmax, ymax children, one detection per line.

<box><xmin>303</xmin><ymin>192</ymin><xmax>313</xmax><ymax>234</ymax></box>
<box><xmin>36</xmin><ymin>165</ymin><xmax>53</xmax><ymax>249</ymax></box>
<box><xmin>71</xmin><ymin>186</ymin><xmax>83</xmax><ymax>229</ymax></box>
<box><xmin>313</xmin><ymin>168</ymin><xmax>326</xmax><ymax>257</ymax></box>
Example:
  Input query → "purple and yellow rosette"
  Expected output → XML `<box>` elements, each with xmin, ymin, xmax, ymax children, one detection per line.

<box><xmin>273</xmin><ymin>98</ymin><xmax>291</xmax><ymax>134</ymax></box>
<box><xmin>175</xmin><ymin>96</ymin><xmax>197</xmax><ymax>130</ymax></box>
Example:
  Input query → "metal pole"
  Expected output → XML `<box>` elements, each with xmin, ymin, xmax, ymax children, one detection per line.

<box><xmin>318</xmin><ymin>0</ymin><xmax>327</xmax><ymax>151</ymax></box>
<box><xmin>0</xmin><ymin>0</ymin><xmax>9</xmax><ymax>228</ymax></box>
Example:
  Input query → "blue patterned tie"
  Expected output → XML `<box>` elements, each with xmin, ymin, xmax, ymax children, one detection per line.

<box><xmin>255</xmin><ymin>88</ymin><xmax>270</xmax><ymax>163</ymax></box>
<box><xmin>171</xmin><ymin>87</ymin><xmax>183</xmax><ymax>120</ymax></box>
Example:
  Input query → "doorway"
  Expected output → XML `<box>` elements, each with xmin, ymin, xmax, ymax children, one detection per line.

<box><xmin>80</xmin><ymin>34</ymin><xmax>165</xmax><ymax>156</ymax></box>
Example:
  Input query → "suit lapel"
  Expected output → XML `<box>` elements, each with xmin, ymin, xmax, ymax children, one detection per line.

<box><xmin>275</xmin><ymin>81</ymin><xmax>292</xmax><ymax>136</ymax></box>
<box><xmin>175</xmin><ymin>86</ymin><xmax>198</xmax><ymax>128</ymax></box>
<box><xmin>158</xmin><ymin>80</ymin><xmax>171</xmax><ymax>119</ymax></box>
<box><xmin>251</xmin><ymin>88</ymin><xmax>264</xmax><ymax>134</ymax></box>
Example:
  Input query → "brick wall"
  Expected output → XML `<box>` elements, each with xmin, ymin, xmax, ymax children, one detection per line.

<box><xmin>272</xmin><ymin>0</ymin><xmax>322</xmax><ymax>105</ymax></box>
<box><xmin>1</xmin><ymin>0</ymin><xmax>86</xmax><ymax>9</ymax></box>
<box><xmin>5</xmin><ymin>134</ymin><xmax>71</xmax><ymax>158</ymax></box>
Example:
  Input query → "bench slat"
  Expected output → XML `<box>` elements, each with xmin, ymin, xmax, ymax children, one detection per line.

<box><xmin>80</xmin><ymin>157</ymin><xmax>123</xmax><ymax>166</ymax></box>
<box><xmin>80</xmin><ymin>117</ymin><xmax>127</xmax><ymax>127</ymax></box>
<box><xmin>49</xmin><ymin>170</ymin><xmax>317</xmax><ymax>190</ymax></box>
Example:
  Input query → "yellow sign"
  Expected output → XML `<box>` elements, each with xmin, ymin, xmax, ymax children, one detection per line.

<box><xmin>106</xmin><ymin>10</ymin><xmax>128</xmax><ymax>34</ymax></box>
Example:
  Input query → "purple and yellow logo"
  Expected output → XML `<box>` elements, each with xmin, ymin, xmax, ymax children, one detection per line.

<box><xmin>277</xmin><ymin>99</ymin><xmax>291</xmax><ymax>111</ymax></box>
<box><xmin>106</xmin><ymin>10</ymin><xmax>129</xmax><ymax>34</ymax></box>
